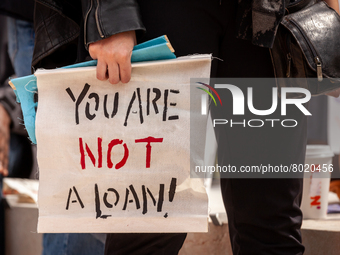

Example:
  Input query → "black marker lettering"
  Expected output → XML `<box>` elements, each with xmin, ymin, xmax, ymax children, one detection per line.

<box><xmin>66</xmin><ymin>83</ymin><xmax>90</xmax><ymax>125</ymax></box>
<box><xmin>168</xmin><ymin>90</ymin><xmax>179</xmax><ymax>121</ymax></box>
<box><xmin>66</xmin><ymin>186</ymin><xmax>84</xmax><ymax>210</ymax></box>
<box><xmin>124</xmin><ymin>91</ymin><xmax>136</xmax><ymax>126</ymax></box>
<box><xmin>152</xmin><ymin>88</ymin><xmax>161</xmax><ymax>114</ymax></box>
<box><xmin>157</xmin><ymin>184</ymin><xmax>164</xmax><ymax>212</ymax></box>
<box><xmin>163</xmin><ymin>90</ymin><xmax>168</xmax><ymax>121</ymax></box>
<box><xmin>147</xmin><ymin>88</ymin><xmax>150</xmax><ymax>115</ymax></box>
<box><xmin>169</xmin><ymin>178</ymin><xmax>177</xmax><ymax>202</ymax></box>
<box><xmin>136</xmin><ymin>88</ymin><xmax>144</xmax><ymax>124</ymax></box>
<box><xmin>95</xmin><ymin>184</ymin><xmax>102</xmax><ymax>218</ymax></box>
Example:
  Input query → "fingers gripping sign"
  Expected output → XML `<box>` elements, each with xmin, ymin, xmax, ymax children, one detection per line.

<box><xmin>89</xmin><ymin>31</ymin><xmax>136</xmax><ymax>84</ymax></box>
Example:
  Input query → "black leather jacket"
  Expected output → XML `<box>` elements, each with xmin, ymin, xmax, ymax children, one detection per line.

<box><xmin>32</xmin><ymin>0</ymin><xmax>288</xmax><ymax>69</ymax></box>
<box><xmin>32</xmin><ymin>0</ymin><xmax>145</xmax><ymax>68</ymax></box>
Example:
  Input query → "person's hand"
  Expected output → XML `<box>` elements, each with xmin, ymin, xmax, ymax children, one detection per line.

<box><xmin>89</xmin><ymin>31</ymin><xmax>136</xmax><ymax>84</ymax></box>
<box><xmin>326</xmin><ymin>88</ymin><xmax>340</xmax><ymax>98</ymax></box>
<box><xmin>0</xmin><ymin>104</ymin><xmax>10</xmax><ymax>176</ymax></box>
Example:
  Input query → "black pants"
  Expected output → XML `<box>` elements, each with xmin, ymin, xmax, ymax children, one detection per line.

<box><xmin>105</xmin><ymin>0</ymin><xmax>306</xmax><ymax>254</ymax></box>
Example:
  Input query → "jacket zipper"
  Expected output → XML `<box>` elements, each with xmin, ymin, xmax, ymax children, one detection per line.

<box><xmin>286</xmin><ymin>33</ymin><xmax>292</xmax><ymax>78</ymax></box>
<box><xmin>95</xmin><ymin>0</ymin><xmax>104</xmax><ymax>38</ymax></box>
<box><xmin>84</xmin><ymin>0</ymin><xmax>93</xmax><ymax>46</ymax></box>
<box><xmin>289</xmin><ymin>18</ymin><xmax>323</xmax><ymax>81</ymax></box>
<box><xmin>286</xmin><ymin>53</ymin><xmax>292</xmax><ymax>77</ymax></box>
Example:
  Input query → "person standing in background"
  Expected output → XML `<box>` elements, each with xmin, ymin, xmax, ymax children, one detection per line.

<box><xmin>0</xmin><ymin>0</ymin><xmax>35</xmax><ymax>188</ymax></box>
<box><xmin>1</xmin><ymin>1</ymin><xmax>106</xmax><ymax>254</ymax></box>
<box><xmin>0</xmin><ymin>0</ymin><xmax>35</xmax><ymax>251</ymax></box>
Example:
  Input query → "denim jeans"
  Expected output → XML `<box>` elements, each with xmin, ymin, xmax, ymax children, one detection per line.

<box><xmin>7</xmin><ymin>17</ymin><xmax>35</xmax><ymax>77</ymax></box>
<box><xmin>43</xmin><ymin>233</ymin><xmax>105</xmax><ymax>255</ymax></box>
<box><xmin>6</xmin><ymin>17</ymin><xmax>35</xmax><ymax>178</ymax></box>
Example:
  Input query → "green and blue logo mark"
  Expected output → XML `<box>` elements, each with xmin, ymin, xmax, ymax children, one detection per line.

<box><xmin>196</xmin><ymin>82</ymin><xmax>222</xmax><ymax>115</ymax></box>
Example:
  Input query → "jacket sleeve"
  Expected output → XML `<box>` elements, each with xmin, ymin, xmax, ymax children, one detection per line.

<box><xmin>82</xmin><ymin>0</ymin><xmax>146</xmax><ymax>48</ymax></box>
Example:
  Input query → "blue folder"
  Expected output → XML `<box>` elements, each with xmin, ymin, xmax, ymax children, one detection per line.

<box><xmin>9</xmin><ymin>35</ymin><xmax>176</xmax><ymax>144</ymax></box>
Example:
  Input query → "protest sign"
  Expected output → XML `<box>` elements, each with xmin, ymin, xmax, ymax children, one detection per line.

<box><xmin>35</xmin><ymin>55</ymin><xmax>211</xmax><ymax>233</ymax></box>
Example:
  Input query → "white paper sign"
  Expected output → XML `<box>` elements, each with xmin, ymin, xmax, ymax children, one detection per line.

<box><xmin>328</xmin><ymin>97</ymin><xmax>340</xmax><ymax>154</ymax></box>
<box><xmin>35</xmin><ymin>55</ymin><xmax>211</xmax><ymax>233</ymax></box>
